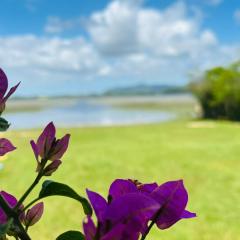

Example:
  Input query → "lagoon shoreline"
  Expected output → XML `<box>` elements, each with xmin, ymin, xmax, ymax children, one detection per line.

<box><xmin>5</xmin><ymin>94</ymin><xmax>197</xmax><ymax>129</ymax></box>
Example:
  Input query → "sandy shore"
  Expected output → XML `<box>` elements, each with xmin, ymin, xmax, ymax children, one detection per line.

<box><xmin>6</xmin><ymin>98</ymin><xmax>77</xmax><ymax>112</ymax></box>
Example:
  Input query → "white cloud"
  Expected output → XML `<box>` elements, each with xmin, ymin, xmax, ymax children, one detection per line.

<box><xmin>0</xmin><ymin>35</ymin><xmax>113</xmax><ymax>96</ymax></box>
<box><xmin>234</xmin><ymin>9</ymin><xmax>240</xmax><ymax>25</ymax></box>
<box><xmin>0</xmin><ymin>0</ymin><xmax>239</xmax><ymax>96</ymax></box>
<box><xmin>84</xmin><ymin>0</ymin><xmax>238</xmax><ymax>84</ymax></box>
<box><xmin>45</xmin><ymin>16</ymin><xmax>82</xmax><ymax>34</ymax></box>
<box><xmin>0</xmin><ymin>35</ymin><xmax>104</xmax><ymax>73</ymax></box>
<box><xmin>87</xmin><ymin>0</ymin><xmax>140</xmax><ymax>55</ymax></box>
<box><xmin>139</xmin><ymin>2</ymin><xmax>215</xmax><ymax>58</ymax></box>
<box><xmin>0</xmin><ymin>34</ymin><xmax>114</xmax><ymax>95</ymax></box>
<box><xmin>86</xmin><ymin>0</ymin><xmax>218</xmax><ymax>60</ymax></box>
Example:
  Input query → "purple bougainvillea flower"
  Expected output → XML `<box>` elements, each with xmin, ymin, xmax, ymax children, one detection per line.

<box><xmin>0</xmin><ymin>191</ymin><xmax>18</xmax><ymax>224</ymax></box>
<box><xmin>101</xmin><ymin>222</ymin><xmax>140</xmax><ymax>240</ymax></box>
<box><xmin>86</xmin><ymin>190</ymin><xmax>107</xmax><ymax>223</ymax></box>
<box><xmin>30</xmin><ymin>122</ymin><xmax>70</xmax><ymax>172</ymax></box>
<box><xmin>108</xmin><ymin>179</ymin><xmax>137</xmax><ymax>201</ymax></box>
<box><xmin>84</xmin><ymin>189</ymin><xmax>160</xmax><ymax>240</ymax></box>
<box><xmin>83</xmin><ymin>216</ymin><xmax>96</xmax><ymax>240</ymax></box>
<box><xmin>150</xmin><ymin>180</ymin><xmax>196</xmax><ymax>229</ymax></box>
<box><xmin>24</xmin><ymin>202</ymin><xmax>44</xmax><ymax>227</ymax></box>
<box><xmin>31</xmin><ymin>122</ymin><xmax>70</xmax><ymax>160</ymax></box>
<box><xmin>104</xmin><ymin>193</ymin><xmax>160</xmax><ymax>232</ymax></box>
<box><xmin>109</xmin><ymin>179</ymin><xmax>158</xmax><ymax>198</ymax></box>
<box><xmin>0</xmin><ymin>68</ymin><xmax>20</xmax><ymax>113</ymax></box>
<box><xmin>138</xmin><ymin>183</ymin><xmax>158</xmax><ymax>194</ymax></box>
<box><xmin>0</xmin><ymin>138</ymin><xmax>16</xmax><ymax>156</ymax></box>
<box><xmin>100</xmin><ymin>223</ymin><xmax>126</xmax><ymax>240</ymax></box>
<box><xmin>84</xmin><ymin>179</ymin><xmax>195</xmax><ymax>239</ymax></box>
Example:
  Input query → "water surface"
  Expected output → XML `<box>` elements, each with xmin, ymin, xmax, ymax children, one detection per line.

<box><xmin>5</xmin><ymin>99</ymin><xmax>175</xmax><ymax>129</ymax></box>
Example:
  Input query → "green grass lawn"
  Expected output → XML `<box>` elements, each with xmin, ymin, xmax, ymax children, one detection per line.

<box><xmin>1</xmin><ymin>120</ymin><xmax>240</xmax><ymax>239</ymax></box>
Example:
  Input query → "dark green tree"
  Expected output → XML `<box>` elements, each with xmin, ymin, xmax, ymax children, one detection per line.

<box><xmin>190</xmin><ymin>61</ymin><xmax>240</xmax><ymax>121</ymax></box>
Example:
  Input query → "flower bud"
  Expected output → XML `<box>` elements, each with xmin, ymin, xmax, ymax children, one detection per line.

<box><xmin>30</xmin><ymin>122</ymin><xmax>70</xmax><ymax>172</ymax></box>
<box><xmin>43</xmin><ymin>160</ymin><xmax>62</xmax><ymax>176</ymax></box>
<box><xmin>24</xmin><ymin>202</ymin><xmax>44</xmax><ymax>227</ymax></box>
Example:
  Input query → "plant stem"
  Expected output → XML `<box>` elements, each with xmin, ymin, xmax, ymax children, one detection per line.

<box><xmin>0</xmin><ymin>158</ymin><xmax>48</xmax><ymax>240</ymax></box>
<box><xmin>15</xmin><ymin>175</ymin><xmax>41</xmax><ymax>210</ymax></box>
<box><xmin>140</xmin><ymin>207</ymin><xmax>164</xmax><ymax>240</ymax></box>
<box><xmin>15</xmin><ymin>159</ymin><xmax>47</xmax><ymax>209</ymax></box>
<box><xmin>22</xmin><ymin>198</ymin><xmax>39</xmax><ymax>212</ymax></box>
<box><xmin>14</xmin><ymin>218</ymin><xmax>31</xmax><ymax>240</ymax></box>
<box><xmin>140</xmin><ymin>220</ymin><xmax>155</xmax><ymax>240</ymax></box>
<box><xmin>0</xmin><ymin>195</ymin><xmax>31</xmax><ymax>240</ymax></box>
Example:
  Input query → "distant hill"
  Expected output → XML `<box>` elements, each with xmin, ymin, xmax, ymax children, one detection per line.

<box><xmin>103</xmin><ymin>84</ymin><xmax>188</xmax><ymax>96</ymax></box>
<box><xmin>10</xmin><ymin>84</ymin><xmax>188</xmax><ymax>99</ymax></box>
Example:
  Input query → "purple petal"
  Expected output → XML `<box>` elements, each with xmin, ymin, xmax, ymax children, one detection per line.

<box><xmin>24</xmin><ymin>202</ymin><xmax>44</xmax><ymax>227</ymax></box>
<box><xmin>104</xmin><ymin>193</ymin><xmax>160</xmax><ymax>232</ymax></box>
<box><xmin>101</xmin><ymin>224</ymin><xmax>125</xmax><ymax>240</ymax></box>
<box><xmin>3</xmin><ymin>82</ymin><xmax>20</xmax><ymax>103</ymax></box>
<box><xmin>138</xmin><ymin>183</ymin><xmax>158</xmax><ymax>194</ymax></box>
<box><xmin>123</xmin><ymin>216</ymin><xmax>146</xmax><ymax>236</ymax></box>
<box><xmin>30</xmin><ymin>140</ymin><xmax>39</xmax><ymax>161</ymax></box>
<box><xmin>83</xmin><ymin>216</ymin><xmax>96</xmax><ymax>240</ymax></box>
<box><xmin>0</xmin><ymin>191</ymin><xmax>17</xmax><ymax>208</ymax></box>
<box><xmin>181</xmin><ymin>210</ymin><xmax>196</xmax><ymax>219</ymax></box>
<box><xmin>43</xmin><ymin>160</ymin><xmax>62</xmax><ymax>176</ymax></box>
<box><xmin>0</xmin><ymin>68</ymin><xmax>8</xmax><ymax>99</ymax></box>
<box><xmin>108</xmin><ymin>179</ymin><xmax>137</xmax><ymax>201</ymax></box>
<box><xmin>101</xmin><ymin>222</ymin><xmax>140</xmax><ymax>240</ymax></box>
<box><xmin>0</xmin><ymin>191</ymin><xmax>18</xmax><ymax>224</ymax></box>
<box><xmin>37</xmin><ymin>122</ymin><xmax>56</xmax><ymax>159</ymax></box>
<box><xmin>151</xmin><ymin>180</ymin><xmax>189</xmax><ymax>229</ymax></box>
<box><xmin>0</xmin><ymin>138</ymin><xmax>16</xmax><ymax>156</ymax></box>
<box><xmin>49</xmin><ymin>134</ymin><xmax>70</xmax><ymax>160</ymax></box>
<box><xmin>87</xmin><ymin>189</ymin><xmax>107</xmax><ymax>222</ymax></box>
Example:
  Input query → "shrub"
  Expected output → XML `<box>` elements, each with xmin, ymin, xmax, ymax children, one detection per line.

<box><xmin>190</xmin><ymin>61</ymin><xmax>240</xmax><ymax>121</ymax></box>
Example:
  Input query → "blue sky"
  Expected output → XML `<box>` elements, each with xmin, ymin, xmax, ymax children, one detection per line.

<box><xmin>0</xmin><ymin>0</ymin><xmax>240</xmax><ymax>96</ymax></box>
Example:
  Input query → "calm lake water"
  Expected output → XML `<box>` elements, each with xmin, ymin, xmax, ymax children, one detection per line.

<box><xmin>4</xmin><ymin>97</ymin><xmax>178</xmax><ymax>129</ymax></box>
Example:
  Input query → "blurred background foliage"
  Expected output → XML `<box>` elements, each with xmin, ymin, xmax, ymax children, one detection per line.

<box><xmin>190</xmin><ymin>61</ymin><xmax>240</xmax><ymax>121</ymax></box>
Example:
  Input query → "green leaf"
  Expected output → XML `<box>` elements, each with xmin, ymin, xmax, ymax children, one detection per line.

<box><xmin>0</xmin><ymin>117</ymin><xmax>10</xmax><ymax>132</ymax></box>
<box><xmin>39</xmin><ymin>180</ymin><xmax>92</xmax><ymax>215</ymax></box>
<box><xmin>56</xmin><ymin>231</ymin><xmax>85</xmax><ymax>240</ymax></box>
<box><xmin>0</xmin><ymin>218</ymin><xmax>13</xmax><ymax>236</ymax></box>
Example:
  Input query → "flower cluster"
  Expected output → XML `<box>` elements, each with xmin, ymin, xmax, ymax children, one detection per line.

<box><xmin>0</xmin><ymin>69</ymin><xmax>72</xmax><ymax>239</ymax></box>
<box><xmin>0</xmin><ymin>121</ymin><xmax>70</xmax><ymax>239</ymax></box>
<box><xmin>84</xmin><ymin>179</ymin><xmax>196</xmax><ymax>240</ymax></box>
<box><xmin>30</xmin><ymin>122</ymin><xmax>70</xmax><ymax>176</ymax></box>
